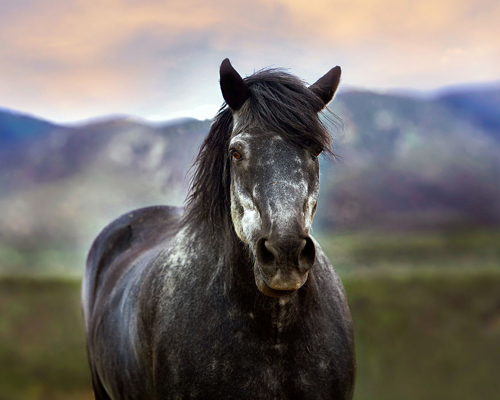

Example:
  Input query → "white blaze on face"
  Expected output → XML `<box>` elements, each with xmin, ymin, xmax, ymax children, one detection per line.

<box><xmin>304</xmin><ymin>182</ymin><xmax>319</xmax><ymax>231</ymax></box>
<box><xmin>231</xmin><ymin>189</ymin><xmax>262</xmax><ymax>244</ymax></box>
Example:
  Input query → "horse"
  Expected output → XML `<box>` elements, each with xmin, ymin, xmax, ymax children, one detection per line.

<box><xmin>82</xmin><ymin>58</ymin><xmax>356</xmax><ymax>399</ymax></box>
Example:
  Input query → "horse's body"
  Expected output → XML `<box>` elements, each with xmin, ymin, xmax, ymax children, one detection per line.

<box><xmin>83</xmin><ymin>59</ymin><xmax>356</xmax><ymax>399</ymax></box>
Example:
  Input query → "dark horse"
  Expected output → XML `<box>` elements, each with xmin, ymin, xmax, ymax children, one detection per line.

<box><xmin>82</xmin><ymin>59</ymin><xmax>355</xmax><ymax>399</ymax></box>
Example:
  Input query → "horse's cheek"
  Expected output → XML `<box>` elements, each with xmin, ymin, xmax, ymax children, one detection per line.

<box><xmin>241</xmin><ymin>206</ymin><xmax>262</xmax><ymax>240</ymax></box>
<box><xmin>304</xmin><ymin>189</ymin><xmax>319</xmax><ymax>231</ymax></box>
<box><xmin>230</xmin><ymin>197</ymin><xmax>247</xmax><ymax>243</ymax></box>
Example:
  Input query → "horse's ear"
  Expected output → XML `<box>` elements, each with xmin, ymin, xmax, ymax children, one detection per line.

<box><xmin>309</xmin><ymin>66</ymin><xmax>341</xmax><ymax>111</ymax></box>
<box><xmin>220</xmin><ymin>58</ymin><xmax>251</xmax><ymax>111</ymax></box>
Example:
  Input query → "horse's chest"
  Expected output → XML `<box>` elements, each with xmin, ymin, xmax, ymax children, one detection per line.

<box><xmin>150</xmin><ymin>269</ymin><xmax>353</xmax><ymax>398</ymax></box>
<box><xmin>155</xmin><ymin>310</ymin><xmax>341</xmax><ymax>399</ymax></box>
<box><xmin>158</xmin><ymin>340</ymin><xmax>331</xmax><ymax>399</ymax></box>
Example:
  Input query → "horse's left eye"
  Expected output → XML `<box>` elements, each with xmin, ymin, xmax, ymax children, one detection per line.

<box><xmin>312</xmin><ymin>151</ymin><xmax>321</xmax><ymax>159</ymax></box>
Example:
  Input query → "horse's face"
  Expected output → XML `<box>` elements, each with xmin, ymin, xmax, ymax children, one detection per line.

<box><xmin>220</xmin><ymin>59</ymin><xmax>341</xmax><ymax>297</ymax></box>
<box><xmin>228</xmin><ymin>129</ymin><xmax>319</xmax><ymax>297</ymax></box>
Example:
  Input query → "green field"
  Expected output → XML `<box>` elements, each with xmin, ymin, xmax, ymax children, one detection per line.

<box><xmin>1</xmin><ymin>230</ymin><xmax>500</xmax><ymax>399</ymax></box>
<box><xmin>345</xmin><ymin>270</ymin><xmax>500</xmax><ymax>399</ymax></box>
<box><xmin>1</xmin><ymin>271</ymin><xmax>500</xmax><ymax>400</ymax></box>
<box><xmin>0</xmin><ymin>278</ymin><xmax>91</xmax><ymax>400</ymax></box>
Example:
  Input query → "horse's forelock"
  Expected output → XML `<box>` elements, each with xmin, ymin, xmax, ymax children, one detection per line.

<box><xmin>241</xmin><ymin>69</ymin><xmax>337</xmax><ymax>157</ymax></box>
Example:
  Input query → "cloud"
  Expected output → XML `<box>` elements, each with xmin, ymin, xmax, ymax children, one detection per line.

<box><xmin>0</xmin><ymin>0</ymin><xmax>498</xmax><ymax>121</ymax></box>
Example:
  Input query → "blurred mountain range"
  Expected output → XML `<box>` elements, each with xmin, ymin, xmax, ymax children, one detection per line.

<box><xmin>0</xmin><ymin>85</ymin><xmax>499</xmax><ymax>273</ymax></box>
<box><xmin>321</xmin><ymin>86</ymin><xmax>500</xmax><ymax>231</ymax></box>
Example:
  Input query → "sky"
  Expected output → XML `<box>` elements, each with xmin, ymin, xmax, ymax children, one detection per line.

<box><xmin>0</xmin><ymin>0</ymin><xmax>499</xmax><ymax>123</ymax></box>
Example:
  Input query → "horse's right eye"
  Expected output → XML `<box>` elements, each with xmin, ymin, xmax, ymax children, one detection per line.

<box><xmin>231</xmin><ymin>150</ymin><xmax>242</xmax><ymax>160</ymax></box>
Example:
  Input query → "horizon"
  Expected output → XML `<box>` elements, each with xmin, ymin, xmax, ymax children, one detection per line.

<box><xmin>2</xmin><ymin>79</ymin><xmax>499</xmax><ymax>126</ymax></box>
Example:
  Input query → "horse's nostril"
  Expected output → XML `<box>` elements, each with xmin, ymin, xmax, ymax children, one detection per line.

<box><xmin>298</xmin><ymin>237</ymin><xmax>316</xmax><ymax>273</ymax></box>
<box><xmin>256</xmin><ymin>238</ymin><xmax>277</xmax><ymax>276</ymax></box>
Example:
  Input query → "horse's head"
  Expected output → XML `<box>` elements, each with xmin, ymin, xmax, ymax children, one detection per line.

<box><xmin>220</xmin><ymin>59</ymin><xmax>341</xmax><ymax>297</ymax></box>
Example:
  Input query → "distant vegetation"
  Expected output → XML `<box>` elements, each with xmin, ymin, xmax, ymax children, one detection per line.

<box><xmin>316</xmin><ymin>228</ymin><xmax>500</xmax><ymax>274</ymax></box>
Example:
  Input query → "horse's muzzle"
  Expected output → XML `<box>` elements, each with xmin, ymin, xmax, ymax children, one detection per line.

<box><xmin>254</xmin><ymin>235</ymin><xmax>316</xmax><ymax>297</ymax></box>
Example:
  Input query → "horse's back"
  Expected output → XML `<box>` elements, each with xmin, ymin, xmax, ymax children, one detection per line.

<box><xmin>82</xmin><ymin>205</ymin><xmax>181</xmax><ymax>325</ymax></box>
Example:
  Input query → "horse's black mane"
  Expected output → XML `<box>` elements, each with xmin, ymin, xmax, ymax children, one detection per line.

<box><xmin>183</xmin><ymin>68</ymin><xmax>336</xmax><ymax>235</ymax></box>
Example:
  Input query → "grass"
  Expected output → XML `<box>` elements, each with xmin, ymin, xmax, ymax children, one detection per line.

<box><xmin>1</xmin><ymin>272</ymin><xmax>499</xmax><ymax>399</ymax></box>
<box><xmin>344</xmin><ymin>269</ymin><xmax>500</xmax><ymax>400</ymax></box>
<box><xmin>1</xmin><ymin>229</ymin><xmax>500</xmax><ymax>399</ymax></box>
<box><xmin>0</xmin><ymin>277</ymin><xmax>92</xmax><ymax>400</ymax></box>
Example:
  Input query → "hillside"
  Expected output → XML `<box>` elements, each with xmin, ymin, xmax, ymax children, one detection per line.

<box><xmin>437</xmin><ymin>86</ymin><xmax>500</xmax><ymax>139</ymax></box>
<box><xmin>0</xmin><ymin>108</ymin><xmax>59</xmax><ymax>170</ymax></box>
<box><xmin>0</xmin><ymin>84</ymin><xmax>499</xmax><ymax>274</ymax></box>
<box><xmin>0</xmin><ymin>114</ymin><xmax>210</xmax><ymax>273</ymax></box>
<box><xmin>0</xmin><ymin>108</ymin><xmax>57</xmax><ymax>144</ymax></box>
<box><xmin>322</xmin><ymin>89</ymin><xmax>500</xmax><ymax>230</ymax></box>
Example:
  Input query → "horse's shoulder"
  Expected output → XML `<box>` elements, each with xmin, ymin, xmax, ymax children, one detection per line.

<box><xmin>310</xmin><ymin>236</ymin><xmax>346</xmax><ymax>291</ymax></box>
<box><xmin>311</xmin><ymin>236</ymin><xmax>354</xmax><ymax>338</ymax></box>
<box><xmin>83</xmin><ymin>205</ymin><xmax>182</xmax><ymax>314</ymax></box>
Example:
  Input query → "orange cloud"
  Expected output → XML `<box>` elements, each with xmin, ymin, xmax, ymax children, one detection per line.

<box><xmin>0</xmin><ymin>0</ymin><xmax>498</xmax><ymax>121</ymax></box>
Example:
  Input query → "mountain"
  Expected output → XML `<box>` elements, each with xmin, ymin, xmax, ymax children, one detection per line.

<box><xmin>0</xmin><ymin>108</ymin><xmax>58</xmax><ymax>144</ymax></box>
<box><xmin>437</xmin><ymin>87</ymin><xmax>500</xmax><ymax>140</ymax></box>
<box><xmin>0</xmin><ymin>116</ymin><xmax>210</xmax><ymax>271</ymax></box>
<box><xmin>0</xmin><ymin>83</ymin><xmax>499</xmax><ymax>273</ymax></box>
<box><xmin>320</xmin><ymin>88</ymin><xmax>500</xmax><ymax>231</ymax></box>
<box><xmin>0</xmin><ymin>108</ymin><xmax>59</xmax><ymax>169</ymax></box>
